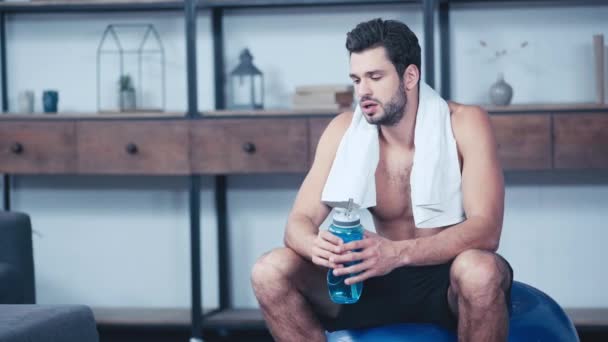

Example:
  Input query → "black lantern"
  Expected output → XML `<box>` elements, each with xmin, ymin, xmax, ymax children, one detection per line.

<box><xmin>228</xmin><ymin>49</ymin><xmax>264</xmax><ymax>110</ymax></box>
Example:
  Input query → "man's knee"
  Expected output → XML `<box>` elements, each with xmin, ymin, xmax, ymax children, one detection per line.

<box><xmin>251</xmin><ymin>247</ymin><xmax>303</xmax><ymax>296</ymax></box>
<box><xmin>450</xmin><ymin>249</ymin><xmax>510</xmax><ymax>306</ymax></box>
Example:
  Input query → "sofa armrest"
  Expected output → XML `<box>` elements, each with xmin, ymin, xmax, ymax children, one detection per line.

<box><xmin>0</xmin><ymin>211</ymin><xmax>35</xmax><ymax>303</ymax></box>
<box><xmin>0</xmin><ymin>263</ymin><xmax>24</xmax><ymax>303</ymax></box>
<box><xmin>0</xmin><ymin>305</ymin><xmax>99</xmax><ymax>342</ymax></box>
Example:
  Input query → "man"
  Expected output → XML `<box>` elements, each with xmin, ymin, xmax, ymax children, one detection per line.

<box><xmin>251</xmin><ymin>18</ymin><xmax>513</xmax><ymax>342</ymax></box>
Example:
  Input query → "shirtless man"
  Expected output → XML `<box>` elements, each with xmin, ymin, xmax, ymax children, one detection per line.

<box><xmin>251</xmin><ymin>18</ymin><xmax>513</xmax><ymax>342</ymax></box>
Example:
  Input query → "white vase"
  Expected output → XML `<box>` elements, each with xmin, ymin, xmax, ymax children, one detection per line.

<box><xmin>18</xmin><ymin>90</ymin><xmax>35</xmax><ymax>114</ymax></box>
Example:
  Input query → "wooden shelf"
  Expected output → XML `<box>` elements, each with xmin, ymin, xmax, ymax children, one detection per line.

<box><xmin>91</xmin><ymin>307</ymin><xmax>608</xmax><ymax>329</ymax></box>
<box><xmin>204</xmin><ymin>308</ymin><xmax>608</xmax><ymax>330</ymax></box>
<box><xmin>2</xmin><ymin>104</ymin><xmax>605</xmax><ymax>119</ymax></box>
<box><xmin>566</xmin><ymin>308</ymin><xmax>608</xmax><ymax>328</ymax></box>
<box><xmin>201</xmin><ymin>308</ymin><xmax>266</xmax><ymax>330</ymax></box>
<box><xmin>0</xmin><ymin>0</ymin><xmax>183</xmax><ymax>13</ymax></box>
<box><xmin>93</xmin><ymin>307</ymin><xmax>193</xmax><ymax>327</ymax></box>
<box><xmin>92</xmin><ymin>307</ymin><xmax>224</xmax><ymax>327</ymax></box>
<box><xmin>482</xmin><ymin>103</ymin><xmax>608</xmax><ymax>114</ymax></box>
<box><xmin>4</xmin><ymin>0</ymin><xmax>603</xmax><ymax>13</ymax></box>
<box><xmin>1</xmin><ymin>111</ymin><xmax>606</xmax><ymax>173</ymax></box>
<box><xmin>202</xmin><ymin>109</ymin><xmax>339</xmax><ymax>117</ymax></box>
<box><xmin>0</xmin><ymin>111</ymin><xmax>186</xmax><ymax>120</ymax></box>
<box><xmin>92</xmin><ymin>307</ymin><xmax>266</xmax><ymax>330</ymax></box>
<box><xmin>200</xmin><ymin>0</ymin><xmax>416</xmax><ymax>8</ymax></box>
<box><xmin>206</xmin><ymin>104</ymin><xmax>608</xmax><ymax>116</ymax></box>
<box><xmin>0</xmin><ymin>110</ymin><xmax>336</xmax><ymax>119</ymax></box>
<box><xmin>449</xmin><ymin>0</ymin><xmax>608</xmax><ymax>5</ymax></box>
<box><xmin>0</xmin><ymin>0</ymin><xmax>417</xmax><ymax>12</ymax></box>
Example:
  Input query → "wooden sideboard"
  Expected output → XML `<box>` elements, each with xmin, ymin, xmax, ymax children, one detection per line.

<box><xmin>553</xmin><ymin>114</ymin><xmax>608</xmax><ymax>169</ymax></box>
<box><xmin>491</xmin><ymin>113</ymin><xmax>608</xmax><ymax>170</ymax></box>
<box><xmin>0</xmin><ymin>112</ymin><xmax>607</xmax><ymax>175</ymax></box>
<box><xmin>309</xmin><ymin>113</ymin><xmax>608</xmax><ymax>171</ymax></box>
<box><xmin>1</xmin><ymin>110</ymin><xmax>607</xmax><ymax>333</ymax></box>
<box><xmin>0</xmin><ymin>116</ymin><xmax>309</xmax><ymax>175</ymax></box>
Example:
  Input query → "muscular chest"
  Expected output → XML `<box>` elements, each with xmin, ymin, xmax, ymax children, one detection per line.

<box><xmin>370</xmin><ymin>149</ymin><xmax>414</xmax><ymax>222</ymax></box>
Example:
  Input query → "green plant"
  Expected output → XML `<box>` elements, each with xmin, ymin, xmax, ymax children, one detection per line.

<box><xmin>119</xmin><ymin>74</ymin><xmax>134</xmax><ymax>91</ymax></box>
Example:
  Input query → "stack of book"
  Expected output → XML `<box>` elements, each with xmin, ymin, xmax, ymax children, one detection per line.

<box><xmin>291</xmin><ymin>84</ymin><xmax>354</xmax><ymax>112</ymax></box>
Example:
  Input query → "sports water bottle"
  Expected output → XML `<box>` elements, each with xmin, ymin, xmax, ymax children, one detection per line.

<box><xmin>326</xmin><ymin>208</ymin><xmax>364</xmax><ymax>304</ymax></box>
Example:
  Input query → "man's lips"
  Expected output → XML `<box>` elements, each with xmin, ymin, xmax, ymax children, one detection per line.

<box><xmin>361</xmin><ymin>100</ymin><xmax>379</xmax><ymax>114</ymax></box>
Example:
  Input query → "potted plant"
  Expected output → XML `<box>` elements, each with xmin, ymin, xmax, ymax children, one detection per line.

<box><xmin>119</xmin><ymin>74</ymin><xmax>136</xmax><ymax>112</ymax></box>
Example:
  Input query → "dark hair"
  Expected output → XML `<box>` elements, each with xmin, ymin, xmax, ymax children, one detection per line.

<box><xmin>346</xmin><ymin>18</ymin><xmax>421</xmax><ymax>80</ymax></box>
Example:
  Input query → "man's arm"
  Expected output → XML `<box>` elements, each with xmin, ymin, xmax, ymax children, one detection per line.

<box><xmin>396</xmin><ymin>105</ymin><xmax>505</xmax><ymax>266</ymax></box>
<box><xmin>332</xmin><ymin>105</ymin><xmax>504</xmax><ymax>284</ymax></box>
<box><xmin>284</xmin><ymin>112</ymin><xmax>352</xmax><ymax>265</ymax></box>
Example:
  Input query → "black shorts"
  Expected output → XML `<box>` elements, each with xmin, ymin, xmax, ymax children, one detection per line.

<box><xmin>319</xmin><ymin>255</ymin><xmax>513</xmax><ymax>332</ymax></box>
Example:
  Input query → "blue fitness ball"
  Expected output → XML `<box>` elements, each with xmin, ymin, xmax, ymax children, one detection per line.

<box><xmin>327</xmin><ymin>281</ymin><xmax>579</xmax><ymax>342</ymax></box>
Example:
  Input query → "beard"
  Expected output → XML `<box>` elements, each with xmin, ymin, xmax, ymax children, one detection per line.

<box><xmin>363</xmin><ymin>81</ymin><xmax>407</xmax><ymax>126</ymax></box>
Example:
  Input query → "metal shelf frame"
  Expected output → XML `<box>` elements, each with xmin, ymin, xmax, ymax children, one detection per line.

<box><xmin>3</xmin><ymin>0</ymin><xmax>605</xmax><ymax>340</ymax></box>
<box><xmin>203</xmin><ymin>0</ymin><xmax>438</xmax><ymax>336</ymax></box>
<box><xmin>0</xmin><ymin>1</ymin><xmax>183</xmax><ymax>13</ymax></box>
<box><xmin>0</xmin><ymin>0</ymin><xmax>482</xmax><ymax>339</ymax></box>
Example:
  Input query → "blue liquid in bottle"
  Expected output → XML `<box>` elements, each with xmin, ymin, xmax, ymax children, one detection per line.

<box><xmin>327</xmin><ymin>209</ymin><xmax>364</xmax><ymax>304</ymax></box>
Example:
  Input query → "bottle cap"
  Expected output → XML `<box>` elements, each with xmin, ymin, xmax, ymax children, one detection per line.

<box><xmin>332</xmin><ymin>208</ymin><xmax>360</xmax><ymax>228</ymax></box>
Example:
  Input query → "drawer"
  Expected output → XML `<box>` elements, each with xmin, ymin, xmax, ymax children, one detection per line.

<box><xmin>489</xmin><ymin>114</ymin><xmax>551</xmax><ymax>170</ymax></box>
<box><xmin>77</xmin><ymin>120</ymin><xmax>189</xmax><ymax>175</ymax></box>
<box><xmin>191</xmin><ymin>118</ymin><xmax>308</xmax><ymax>174</ymax></box>
<box><xmin>308</xmin><ymin>117</ymin><xmax>333</xmax><ymax>168</ymax></box>
<box><xmin>0</xmin><ymin>121</ymin><xmax>76</xmax><ymax>174</ymax></box>
<box><xmin>554</xmin><ymin>114</ymin><xmax>608</xmax><ymax>169</ymax></box>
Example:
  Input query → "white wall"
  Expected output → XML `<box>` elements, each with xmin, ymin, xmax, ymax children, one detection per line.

<box><xmin>500</xmin><ymin>171</ymin><xmax>608</xmax><ymax>307</ymax></box>
<box><xmin>222</xmin><ymin>4</ymin><xmax>422</xmax><ymax>108</ymax></box>
<box><xmin>9</xmin><ymin>175</ymin><xmax>218</xmax><ymax>308</ymax></box>
<box><xmin>450</xmin><ymin>3</ymin><xmax>608</xmax><ymax>104</ymax></box>
<box><xmin>2</xmin><ymin>3</ymin><xmax>608</xmax><ymax>311</ymax></box>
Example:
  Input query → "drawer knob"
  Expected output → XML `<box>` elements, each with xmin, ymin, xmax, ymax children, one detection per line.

<box><xmin>126</xmin><ymin>143</ymin><xmax>138</xmax><ymax>155</ymax></box>
<box><xmin>10</xmin><ymin>142</ymin><xmax>23</xmax><ymax>154</ymax></box>
<box><xmin>242</xmin><ymin>142</ymin><xmax>256</xmax><ymax>154</ymax></box>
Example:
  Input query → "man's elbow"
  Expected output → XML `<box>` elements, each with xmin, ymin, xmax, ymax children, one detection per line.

<box><xmin>483</xmin><ymin>236</ymin><xmax>500</xmax><ymax>253</ymax></box>
<box><xmin>283</xmin><ymin>223</ymin><xmax>294</xmax><ymax>249</ymax></box>
<box><xmin>482</xmin><ymin>223</ymin><xmax>502</xmax><ymax>252</ymax></box>
<box><xmin>473</xmin><ymin>236</ymin><xmax>499</xmax><ymax>253</ymax></box>
<box><xmin>469</xmin><ymin>216</ymin><xmax>501</xmax><ymax>252</ymax></box>
<box><xmin>283</xmin><ymin>232</ymin><xmax>295</xmax><ymax>250</ymax></box>
<box><xmin>283</xmin><ymin>213</ymin><xmax>302</xmax><ymax>250</ymax></box>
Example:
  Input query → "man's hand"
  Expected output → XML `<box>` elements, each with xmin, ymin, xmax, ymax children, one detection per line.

<box><xmin>311</xmin><ymin>230</ymin><xmax>344</xmax><ymax>269</ymax></box>
<box><xmin>330</xmin><ymin>230</ymin><xmax>403</xmax><ymax>285</ymax></box>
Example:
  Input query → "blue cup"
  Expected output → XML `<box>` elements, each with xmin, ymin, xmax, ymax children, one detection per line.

<box><xmin>42</xmin><ymin>90</ymin><xmax>59</xmax><ymax>113</ymax></box>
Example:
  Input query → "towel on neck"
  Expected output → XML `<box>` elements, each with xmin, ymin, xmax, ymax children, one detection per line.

<box><xmin>321</xmin><ymin>82</ymin><xmax>465</xmax><ymax>228</ymax></box>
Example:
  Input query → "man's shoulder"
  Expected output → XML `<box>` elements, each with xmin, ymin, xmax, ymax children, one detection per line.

<box><xmin>311</xmin><ymin>111</ymin><xmax>355</xmax><ymax>165</ymax></box>
<box><xmin>320</xmin><ymin>111</ymin><xmax>354</xmax><ymax>144</ymax></box>
<box><xmin>329</xmin><ymin>111</ymin><xmax>354</xmax><ymax>130</ymax></box>
<box><xmin>447</xmin><ymin>101</ymin><xmax>492</xmax><ymax>139</ymax></box>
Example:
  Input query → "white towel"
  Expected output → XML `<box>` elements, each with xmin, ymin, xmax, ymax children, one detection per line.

<box><xmin>321</xmin><ymin>82</ymin><xmax>465</xmax><ymax>228</ymax></box>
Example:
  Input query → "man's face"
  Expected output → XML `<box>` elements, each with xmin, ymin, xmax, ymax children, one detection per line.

<box><xmin>349</xmin><ymin>46</ymin><xmax>407</xmax><ymax>126</ymax></box>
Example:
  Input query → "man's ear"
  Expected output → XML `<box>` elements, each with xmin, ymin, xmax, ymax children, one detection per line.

<box><xmin>403</xmin><ymin>64</ymin><xmax>420</xmax><ymax>91</ymax></box>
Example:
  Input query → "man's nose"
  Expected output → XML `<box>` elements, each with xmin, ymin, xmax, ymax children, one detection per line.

<box><xmin>357</xmin><ymin>79</ymin><xmax>372</xmax><ymax>98</ymax></box>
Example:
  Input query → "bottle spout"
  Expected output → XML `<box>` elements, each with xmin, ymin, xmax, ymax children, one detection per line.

<box><xmin>346</xmin><ymin>198</ymin><xmax>354</xmax><ymax>218</ymax></box>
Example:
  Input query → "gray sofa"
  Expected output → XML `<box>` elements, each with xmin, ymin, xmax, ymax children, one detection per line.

<box><xmin>0</xmin><ymin>305</ymin><xmax>99</xmax><ymax>342</ymax></box>
<box><xmin>0</xmin><ymin>211</ymin><xmax>99</xmax><ymax>342</ymax></box>
<box><xmin>0</xmin><ymin>211</ymin><xmax>35</xmax><ymax>304</ymax></box>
